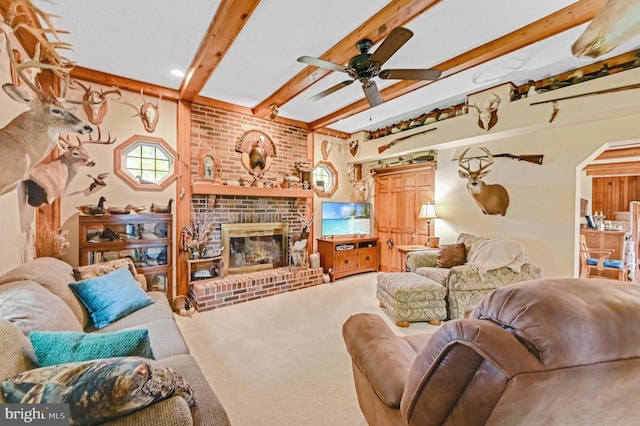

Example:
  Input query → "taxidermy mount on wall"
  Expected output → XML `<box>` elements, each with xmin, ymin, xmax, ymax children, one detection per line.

<box><xmin>235</xmin><ymin>129</ymin><xmax>277</xmax><ymax>180</ymax></box>
<box><xmin>457</xmin><ymin>147</ymin><xmax>510</xmax><ymax>216</ymax></box>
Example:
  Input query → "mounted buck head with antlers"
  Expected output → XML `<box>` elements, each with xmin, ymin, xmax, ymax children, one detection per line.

<box><xmin>72</xmin><ymin>80</ymin><xmax>121</xmax><ymax>125</ymax></box>
<box><xmin>348</xmin><ymin>165</ymin><xmax>372</xmax><ymax>203</ymax></box>
<box><xmin>24</xmin><ymin>127</ymin><xmax>116</xmax><ymax>207</ymax></box>
<box><xmin>469</xmin><ymin>93</ymin><xmax>501</xmax><ymax>131</ymax></box>
<box><xmin>0</xmin><ymin>83</ymin><xmax>94</xmax><ymax>195</ymax></box>
<box><xmin>0</xmin><ymin>1</ymin><xmax>95</xmax><ymax>195</ymax></box>
<box><xmin>458</xmin><ymin>147</ymin><xmax>510</xmax><ymax>216</ymax></box>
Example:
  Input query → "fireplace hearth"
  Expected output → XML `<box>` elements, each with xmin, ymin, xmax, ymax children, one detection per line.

<box><xmin>221</xmin><ymin>222</ymin><xmax>289</xmax><ymax>275</ymax></box>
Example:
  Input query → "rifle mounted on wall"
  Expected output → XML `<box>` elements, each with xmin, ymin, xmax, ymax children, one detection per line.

<box><xmin>378</xmin><ymin>127</ymin><xmax>437</xmax><ymax>154</ymax></box>
<box><xmin>529</xmin><ymin>83</ymin><xmax>640</xmax><ymax>106</ymax></box>
<box><xmin>454</xmin><ymin>153</ymin><xmax>543</xmax><ymax>165</ymax></box>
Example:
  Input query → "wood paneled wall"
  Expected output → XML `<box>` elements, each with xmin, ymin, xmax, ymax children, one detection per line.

<box><xmin>592</xmin><ymin>176</ymin><xmax>640</xmax><ymax>218</ymax></box>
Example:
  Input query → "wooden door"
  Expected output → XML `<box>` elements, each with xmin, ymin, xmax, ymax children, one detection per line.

<box><xmin>376</xmin><ymin>175</ymin><xmax>392</xmax><ymax>272</ymax></box>
<box><xmin>374</xmin><ymin>163</ymin><xmax>435</xmax><ymax>272</ymax></box>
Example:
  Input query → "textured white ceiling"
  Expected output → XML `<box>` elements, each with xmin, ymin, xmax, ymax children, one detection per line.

<box><xmin>31</xmin><ymin>0</ymin><xmax>640</xmax><ymax>134</ymax></box>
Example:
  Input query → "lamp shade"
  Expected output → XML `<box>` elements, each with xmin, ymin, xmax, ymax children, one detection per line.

<box><xmin>418</xmin><ymin>203</ymin><xmax>439</xmax><ymax>219</ymax></box>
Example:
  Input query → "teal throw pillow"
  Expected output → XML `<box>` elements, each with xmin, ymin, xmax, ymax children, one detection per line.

<box><xmin>29</xmin><ymin>329</ymin><xmax>154</xmax><ymax>367</ymax></box>
<box><xmin>2</xmin><ymin>356</ymin><xmax>197</xmax><ymax>425</ymax></box>
<box><xmin>69</xmin><ymin>267</ymin><xmax>154</xmax><ymax>329</ymax></box>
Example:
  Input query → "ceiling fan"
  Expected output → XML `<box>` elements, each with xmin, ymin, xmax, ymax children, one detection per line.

<box><xmin>298</xmin><ymin>27</ymin><xmax>442</xmax><ymax>108</ymax></box>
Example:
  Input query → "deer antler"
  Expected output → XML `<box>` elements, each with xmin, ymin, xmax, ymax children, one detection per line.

<box><xmin>2</xmin><ymin>0</ymin><xmax>74</xmax><ymax>98</ymax></box>
<box><xmin>476</xmin><ymin>147</ymin><xmax>494</xmax><ymax>173</ymax></box>
<box><xmin>458</xmin><ymin>147</ymin><xmax>473</xmax><ymax>173</ymax></box>
<box><xmin>75</xmin><ymin>126</ymin><xmax>117</xmax><ymax>145</ymax></box>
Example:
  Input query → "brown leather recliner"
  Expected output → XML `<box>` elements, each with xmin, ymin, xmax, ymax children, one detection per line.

<box><xmin>342</xmin><ymin>278</ymin><xmax>640</xmax><ymax>425</ymax></box>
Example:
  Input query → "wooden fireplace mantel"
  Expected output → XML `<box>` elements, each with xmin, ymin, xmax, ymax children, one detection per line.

<box><xmin>192</xmin><ymin>181</ymin><xmax>314</xmax><ymax>198</ymax></box>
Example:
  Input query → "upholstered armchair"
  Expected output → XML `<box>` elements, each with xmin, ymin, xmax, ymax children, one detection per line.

<box><xmin>405</xmin><ymin>233</ymin><xmax>542</xmax><ymax>319</ymax></box>
<box><xmin>343</xmin><ymin>278</ymin><xmax>640</xmax><ymax>426</ymax></box>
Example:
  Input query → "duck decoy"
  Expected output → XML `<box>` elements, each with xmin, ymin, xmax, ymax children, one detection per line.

<box><xmin>76</xmin><ymin>196</ymin><xmax>107</xmax><ymax>215</ymax></box>
<box><xmin>151</xmin><ymin>198</ymin><xmax>173</xmax><ymax>214</ymax></box>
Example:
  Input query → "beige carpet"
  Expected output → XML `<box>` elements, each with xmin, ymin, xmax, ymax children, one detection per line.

<box><xmin>175</xmin><ymin>272</ymin><xmax>439</xmax><ymax>426</ymax></box>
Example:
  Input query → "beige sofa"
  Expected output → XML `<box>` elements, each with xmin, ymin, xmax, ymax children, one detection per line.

<box><xmin>406</xmin><ymin>233</ymin><xmax>542</xmax><ymax>319</ymax></box>
<box><xmin>0</xmin><ymin>257</ymin><xmax>230</xmax><ymax>425</ymax></box>
<box><xmin>344</xmin><ymin>277</ymin><xmax>640</xmax><ymax>425</ymax></box>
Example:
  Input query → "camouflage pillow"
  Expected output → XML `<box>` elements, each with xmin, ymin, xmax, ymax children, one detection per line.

<box><xmin>72</xmin><ymin>258</ymin><xmax>137</xmax><ymax>281</ymax></box>
<box><xmin>2</xmin><ymin>357</ymin><xmax>196</xmax><ymax>425</ymax></box>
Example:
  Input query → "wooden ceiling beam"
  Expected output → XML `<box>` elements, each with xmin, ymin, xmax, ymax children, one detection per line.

<box><xmin>179</xmin><ymin>0</ymin><xmax>261</xmax><ymax>102</ymax></box>
<box><xmin>71</xmin><ymin>66</ymin><xmax>180</xmax><ymax>101</ymax></box>
<box><xmin>252</xmin><ymin>0</ymin><xmax>442</xmax><ymax>119</ymax></box>
<box><xmin>309</xmin><ymin>0</ymin><xmax>607</xmax><ymax>130</ymax></box>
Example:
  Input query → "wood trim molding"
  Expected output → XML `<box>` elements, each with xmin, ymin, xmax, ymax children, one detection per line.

<box><xmin>584</xmin><ymin>161</ymin><xmax>640</xmax><ymax>176</ymax></box>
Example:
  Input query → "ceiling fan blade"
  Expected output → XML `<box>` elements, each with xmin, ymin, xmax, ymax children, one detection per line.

<box><xmin>379</xmin><ymin>68</ymin><xmax>442</xmax><ymax>81</ymax></box>
<box><xmin>309</xmin><ymin>79</ymin><xmax>355</xmax><ymax>101</ymax></box>
<box><xmin>297</xmin><ymin>56</ymin><xmax>348</xmax><ymax>73</ymax></box>
<box><xmin>362</xmin><ymin>81</ymin><xmax>383</xmax><ymax>108</ymax></box>
<box><xmin>369</xmin><ymin>27</ymin><xmax>413</xmax><ymax>67</ymax></box>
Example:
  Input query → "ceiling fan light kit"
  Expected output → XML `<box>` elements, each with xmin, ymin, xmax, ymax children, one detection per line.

<box><xmin>298</xmin><ymin>27</ymin><xmax>442</xmax><ymax>108</ymax></box>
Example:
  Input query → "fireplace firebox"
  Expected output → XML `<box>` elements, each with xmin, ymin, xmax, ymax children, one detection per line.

<box><xmin>221</xmin><ymin>222</ymin><xmax>289</xmax><ymax>275</ymax></box>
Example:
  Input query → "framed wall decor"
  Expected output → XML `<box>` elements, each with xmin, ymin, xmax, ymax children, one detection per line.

<box><xmin>198</xmin><ymin>149</ymin><xmax>217</xmax><ymax>182</ymax></box>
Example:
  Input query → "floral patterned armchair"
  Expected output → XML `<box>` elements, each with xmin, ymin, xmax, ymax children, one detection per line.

<box><xmin>406</xmin><ymin>233</ymin><xmax>542</xmax><ymax>319</ymax></box>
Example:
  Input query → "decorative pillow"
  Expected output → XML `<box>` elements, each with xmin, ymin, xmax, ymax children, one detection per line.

<box><xmin>436</xmin><ymin>243</ymin><xmax>467</xmax><ymax>268</ymax></box>
<box><xmin>2</xmin><ymin>357</ymin><xmax>197</xmax><ymax>425</ymax></box>
<box><xmin>0</xmin><ymin>280</ymin><xmax>83</xmax><ymax>334</ymax></box>
<box><xmin>69</xmin><ymin>267</ymin><xmax>154</xmax><ymax>329</ymax></box>
<box><xmin>72</xmin><ymin>258</ymin><xmax>136</xmax><ymax>280</ymax></box>
<box><xmin>30</xmin><ymin>329</ymin><xmax>154</xmax><ymax>367</ymax></box>
<box><xmin>72</xmin><ymin>258</ymin><xmax>149</xmax><ymax>290</ymax></box>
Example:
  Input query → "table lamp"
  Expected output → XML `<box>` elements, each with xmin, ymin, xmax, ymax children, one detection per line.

<box><xmin>418</xmin><ymin>203</ymin><xmax>439</xmax><ymax>246</ymax></box>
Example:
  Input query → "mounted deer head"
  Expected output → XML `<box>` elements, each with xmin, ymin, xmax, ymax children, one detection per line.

<box><xmin>572</xmin><ymin>0</ymin><xmax>640</xmax><ymax>58</ymax></box>
<box><xmin>0</xmin><ymin>83</ymin><xmax>93</xmax><ymax>195</ymax></box>
<box><xmin>348</xmin><ymin>165</ymin><xmax>372</xmax><ymax>203</ymax></box>
<box><xmin>72</xmin><ymin>80</ymin><xmax>121</xmax><ymax>125</ymax></box>
<box><xmin>25</xmin><ymin>127</ymin><xmax>116</xmax><ymax>207</ymax></box>
<box><xmin>458</xmin><ymin>147</ymin><xmax>510</xmax><ymax>216</ymax></box>
<box><xmin>295</xmin><ymin>208</ymin><xmax>316</xmax><ymax>243</ymax></box>
<box><xmin>469</xmin><ymin>93</ymin><xmax>501</xmax><ymax>131</ymax></box>
<box><xmin>0</xmin><ymin>1</ymin><xmax>95</xmax><ymax>195</ymax></box>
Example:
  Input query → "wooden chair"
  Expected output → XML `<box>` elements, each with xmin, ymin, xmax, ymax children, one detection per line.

<box><xmin>579</xmin><ymin>234</ymin><xmax>627</xmax><ymax>282</ymax></box>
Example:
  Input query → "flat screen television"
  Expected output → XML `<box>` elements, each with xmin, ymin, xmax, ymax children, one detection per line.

<box><xmin>321</xmin><ymin>202</ymin><xmax>371</xmax><ymax>236</ymax></box>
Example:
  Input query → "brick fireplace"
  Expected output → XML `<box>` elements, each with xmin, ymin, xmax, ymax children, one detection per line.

<box><xmin>189</xmin><ymin>103</ymin><xmax>323</xmax><ymax>310</ymax></box>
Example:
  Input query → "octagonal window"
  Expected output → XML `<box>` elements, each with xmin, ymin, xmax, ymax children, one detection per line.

<box><xmin>313</xmin><ymin>161</ymin><xmax>338</xmax><ymax>197</ymax></box>
<box><xmin>114</xmin><ymin>135</ymin><xmax>177</xmax><ymax>190</ymax></box>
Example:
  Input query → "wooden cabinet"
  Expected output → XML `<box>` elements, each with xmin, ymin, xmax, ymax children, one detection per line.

<box><xmin>316</xmin><ymin>236</ymin><xmax>379</xmax><ymax>281</ymax></box>
<box><xmin>79</xmin><ymin>214</ymin><xmax>173</xmax><ymax>298</ymax></box>
<box><xmin>374</xmin><ymin>163</ymin><xmax>435</xmax><ymax>272</ymax></box>
<box><xmin>580</xmin><ymin>229</ymin><xmax>628</xmax><ymax>279</ymax></box>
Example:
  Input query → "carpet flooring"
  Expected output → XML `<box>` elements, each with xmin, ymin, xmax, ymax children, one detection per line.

<box><xmin>175</xmin><ymin>271</ymin><xmax>439</xmax><ymax>426</ymax></box>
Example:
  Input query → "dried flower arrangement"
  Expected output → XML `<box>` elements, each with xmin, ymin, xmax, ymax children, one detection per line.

<box><xmin>35</xmin><ymin>221</ymin><xmax>70</xmax><ymax>259</ymax></box>
<box><xmin>182</xmin><ymin>213</ymin><xmax>215</xmax><ymax>258</ymax></box>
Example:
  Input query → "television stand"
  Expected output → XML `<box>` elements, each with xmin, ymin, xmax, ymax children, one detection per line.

<box><xmin>316</xmin><ymin>236</ymin><xmax>379</xmax><ymax>281</ymax></box>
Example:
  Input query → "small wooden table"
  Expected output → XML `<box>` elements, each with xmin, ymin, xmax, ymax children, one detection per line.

<box><xmin>395</xmin><ymin>245</ymin><xmax>437</xmax><ymax>272</ymax></box>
